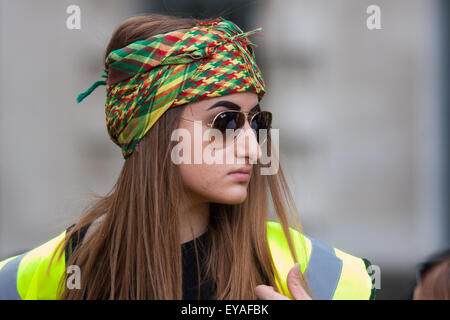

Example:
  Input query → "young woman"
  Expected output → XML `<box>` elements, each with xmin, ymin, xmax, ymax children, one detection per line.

<box><xmin>0</xmin><ymin>14</ymin><xmax>375</xmax><ymax>300</ymax></box>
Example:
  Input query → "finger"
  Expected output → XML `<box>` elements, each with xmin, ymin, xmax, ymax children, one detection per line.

<box><xmin>254</xmin><ymin>285</ymin><xmax>290</xmax><ymax>300</ymax></box>
<box><xmin>287</xmin><ymin>263</ymin><xmax>312</xmax><ymax>300</ymax></box>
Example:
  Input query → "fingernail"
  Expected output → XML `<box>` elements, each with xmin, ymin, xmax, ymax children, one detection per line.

<box><xmin>295</xmin><ymin>262</ymin><xmax>301</xmax><ymax>276</ymax></box>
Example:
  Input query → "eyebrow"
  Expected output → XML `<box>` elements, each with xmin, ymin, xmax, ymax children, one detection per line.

<box><xmin>207</xmin><ymin>101</ymin><xmax>260</xmax><ymax>112</ymax></box>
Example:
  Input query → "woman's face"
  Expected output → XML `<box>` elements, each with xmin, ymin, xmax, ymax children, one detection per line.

<box><xmin>176</xmin><ymin>91</ymin><xmax>262</xmax><ymax>204</ymax></box>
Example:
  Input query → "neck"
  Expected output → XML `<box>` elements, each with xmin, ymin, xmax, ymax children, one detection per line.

<box><xmin>179</xmin><ymin>199</ymin><xmax>210</xmax><ymax>245</ymax></box>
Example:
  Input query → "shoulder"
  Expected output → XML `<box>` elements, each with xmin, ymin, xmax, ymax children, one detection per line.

<box><xmin>265</xmin><ymin>220</ymin><xmax>376</xmax><ymax>300</ymax></box>
<box><xmin>0</xmin><ymin>230</ymin><xmax>68</xmax><ymax>300</ymax></box>
<box><xmin>0</xmin><ymin>217</ymin><xmax>103</xmax><ymax>300</ymax></box>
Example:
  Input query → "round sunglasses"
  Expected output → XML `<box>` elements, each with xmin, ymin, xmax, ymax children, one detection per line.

<box><xmin>181</xmin><ymin>110</ymin><xmax>272</xmax><ymax>149</ymax></box>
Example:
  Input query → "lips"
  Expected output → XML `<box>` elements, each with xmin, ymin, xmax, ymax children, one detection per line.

<box><xmin>228</xmin><ymin>166</ymin><xmax>252</xmax><ymax>181</ymax></box>
<box><xmin>228</xmin><ymin>166</ymin><xmax>252</xmax><ymax>175</ymax></box>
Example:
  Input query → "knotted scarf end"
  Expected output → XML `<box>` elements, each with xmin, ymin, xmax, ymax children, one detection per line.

<box><xmin>76</xmin><ymin>69</ymin><xmax>109</xmax><ymax>103</ymax></box>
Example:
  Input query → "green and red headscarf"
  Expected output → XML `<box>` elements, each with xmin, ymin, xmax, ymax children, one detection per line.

<box><xmin>77</xmin><ymin>17</ymin><xmax>266</xmax><ymax>159</ymax></box>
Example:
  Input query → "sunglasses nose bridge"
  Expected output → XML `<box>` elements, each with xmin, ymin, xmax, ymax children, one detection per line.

<box><xmin>241</xmin><ymin>111</ymin><xmax>257</xmax><ymax>126</ymax></box>
<box><xmin>238</xmin><ymin>113</ymin><xmax>256</xmax><ymax>134</ymax></box>
<box><xmin>239</xmin><ymin>115</ymin><xmax>261</xmax><ymax>145</ymax></box>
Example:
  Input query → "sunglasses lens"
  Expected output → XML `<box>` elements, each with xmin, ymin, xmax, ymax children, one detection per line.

<box><xmin>251</xmin><ymin>111</ymin><xmax>272</xmax><ymax>144</ymax></box>
<box><xmin>207</xmin><ymin>112</ymin><xmax>242</xmax><ymax>148</ymax></box>
<box><xmin>208</xmin><ymin>111</ymin><xmax>272</xmax><ymax>148</ymax></box>
<box><xmin>213</xmin><ymin>112</ymin><xmax>244</xmax><ymax>132</ymax></box>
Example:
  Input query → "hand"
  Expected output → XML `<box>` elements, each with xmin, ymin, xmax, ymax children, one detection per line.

<box><xmin>254</xmin><ymin>263</ymin><xmax>312</xmax><ymax>300</ymax></box>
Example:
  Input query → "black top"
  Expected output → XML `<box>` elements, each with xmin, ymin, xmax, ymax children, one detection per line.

<box><xmin>66</xmin><ymin>223</ymin><xmax>216</xmax><ymax>299</ymax></box>
<box><xmin>182</xmin><ymin>231</ymin><xmax>216</xmax><ymax>300</ymax></box>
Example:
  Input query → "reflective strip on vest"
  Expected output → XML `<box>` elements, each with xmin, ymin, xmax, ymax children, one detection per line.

<box><xmin>0</xmin><ymin>252</ymin><xmax>27</xmax><ymax>299</ymax></box>
<box><xmin>304</xmin><ymin>237</ymin><xmax>343</xmax><ymax>300</ymax></box>
<box><xmin>266</xmin><ymin>221</ymin><xmax>372</xmax><ymax>300</ymax></box>
<box><xmin>0</xmin><ymin>231</ymin><xmax>67</xmax><ymax>300</ymax></box>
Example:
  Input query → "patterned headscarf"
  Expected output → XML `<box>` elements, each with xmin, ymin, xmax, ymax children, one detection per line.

<box><xmin>76</xmin><ymin>17</ymin><xmax>266</xmax><ymax>159</ymax></box>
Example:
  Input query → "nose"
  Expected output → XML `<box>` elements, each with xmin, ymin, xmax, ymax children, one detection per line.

<box><xmin>235</xmin><ymin>120</ymin><xmax>262</xmax><ymax>164</ymax></box>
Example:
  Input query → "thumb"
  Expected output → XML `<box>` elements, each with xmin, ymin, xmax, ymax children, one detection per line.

<box><xmin>286</xmin><ymin>263</ymin><xmax>312</xmax><ymax>300</ymax></box>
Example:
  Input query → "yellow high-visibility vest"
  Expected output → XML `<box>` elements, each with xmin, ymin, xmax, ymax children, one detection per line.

<box><xmin>0</xmin><ymin>221</ymin><xmax>376</xmax><ymax>299</ymax></box>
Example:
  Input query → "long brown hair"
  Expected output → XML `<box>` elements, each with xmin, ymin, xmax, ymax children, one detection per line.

<box><xmin>52</xmin><ymin>13</ymin><xmax>311</xmax><ymax>300</ymax></box>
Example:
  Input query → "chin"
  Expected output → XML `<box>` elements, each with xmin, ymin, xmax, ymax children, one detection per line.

<box><xmin>214</xmin><ymin>186</ymin><xmax>248</xmax><ymax>204</ymax></box>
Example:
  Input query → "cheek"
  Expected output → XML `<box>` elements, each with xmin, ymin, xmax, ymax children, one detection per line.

<box><xmin>179</xmin><ymin>162</ymin><xmax>224</xmax><ymax>194</ymax></box>
<box><xmin>175</xmin><ymin>123</ymin><xmax>249</xmax><ymax>203</ymax></box>
<box><xmin>175</xmin><ymin>126</ymin><xmax>227</xmax><ymax>193</ymax></box>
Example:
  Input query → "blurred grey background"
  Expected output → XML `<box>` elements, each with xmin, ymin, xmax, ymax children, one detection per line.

<box><xmin>1</xmin><ymin>0</ymin><xmax>448</xmax><ymax>299</ymax></box>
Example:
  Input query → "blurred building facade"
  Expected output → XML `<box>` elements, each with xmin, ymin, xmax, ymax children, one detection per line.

<box><xmin>0</xmin><ymin>0</ymin><xmax>447</xmax><ymax>299</ymax></box>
